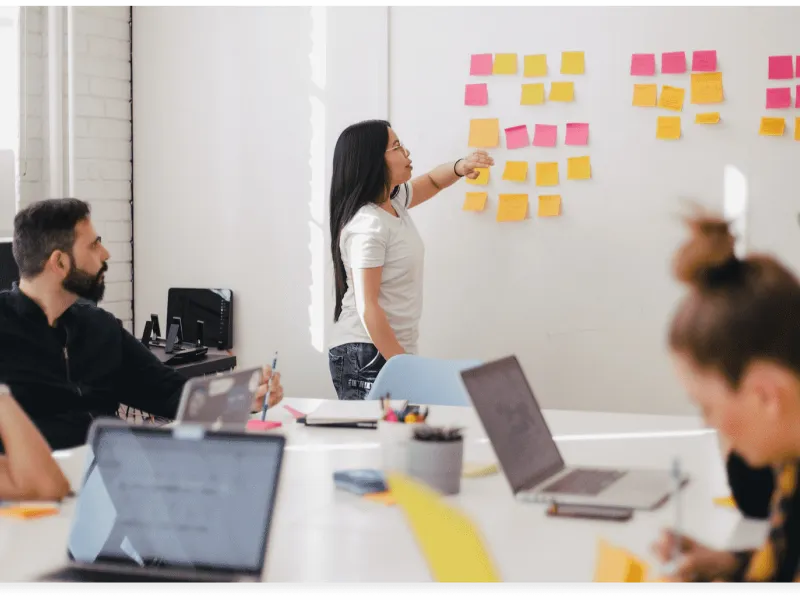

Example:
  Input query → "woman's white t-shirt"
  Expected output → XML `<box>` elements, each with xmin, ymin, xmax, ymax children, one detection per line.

<box><xmin>329</xmin><ymin>184</ymin><xmax>425</xmax><ymax>354</ymax></box>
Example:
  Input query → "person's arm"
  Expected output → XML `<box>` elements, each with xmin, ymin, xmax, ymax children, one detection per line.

<box><xmin>353</xmin><ymin>266</ymin><xmax>405</xmax><ymax>360</ymax></box>
<box><xmin>408</xmin><ymin>151</ymin><xmax>494</xmax><ymax>209</ymax></box>
<box><xmin>0</xmin><ymin>386</ymin><xmax>71</xmax><ymax>501</ymax></box>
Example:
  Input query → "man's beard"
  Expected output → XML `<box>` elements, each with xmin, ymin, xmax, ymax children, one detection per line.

<box><xmin>62</xmin><ymin>259</ymin><xmax>107</xmax><ymax>303</ymax></box>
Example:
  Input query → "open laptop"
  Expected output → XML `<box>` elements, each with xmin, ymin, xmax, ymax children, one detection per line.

<box><xmin>460</xmin><ymin>356</ymin><xmax>686</xmax><ymax>510</ymax></box>
<box><xmin>39</xmin><ymin>419</ymin><xmax>285</xmax><ymax>582</ymax></box>
<box><xmin>174</xmin><ymin>366</ymin><xmax>261</xmax><ymax>428</ymax></box>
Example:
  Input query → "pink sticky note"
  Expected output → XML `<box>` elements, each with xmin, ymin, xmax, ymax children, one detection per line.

<box><xmin>767</xmin><ymin>87</ymin><xmax>792</xmax><ymax>109</ymax></box>
<box><xmin>769</xmin><ymin>55</ymin><xmax>793</xmax><ymax>80</ymax></box>
<box><xmin>565</xmin><ymin>122</ymin><xmax>589</xmax><ymax>146</ymax></box>
<box><xmin>284</xmin><ymin>405</ymin><xmax>306</xmax><ymax>419</ymax></box>
<box><xmin>465</xmin><ymin>83</ymin><xmax>488</xmax><ymax>106</ymax></box>
<box><xmin>246</xmin><ymin>419</ymin><xmax>282</xmax><ymax>431</ymax></box>
<box><xmin>661</xmin><ymin>51</ymin><xmax>686</xmax><ymax>74</ymax></box>
<box><xmin>470</xmin><ymin>54</ymin><xmax>493</xmax><ymax>76</ymax></box>
<box><xmin>533</xmin><ymin>124</ymin><xmax>557</xmax><ymax>147</ymax></box>
<box><xmin>796</xmin><ymin>85</ymin><xmax>800</xmax><ymax>108</ymax></box>
<box><xmin>505</xmin><ymin>125</ymin><xmax>530</xmax><ymax>150</ymax></box>
<box><xmin>692</xmin><ymin>50</ymin><xmax>717</xmax><ymax>72</ymax></box>
<box><xmin>630</xmin><ymin>53</ymin><xmax>656</xmax><ymax>76</ymax></box>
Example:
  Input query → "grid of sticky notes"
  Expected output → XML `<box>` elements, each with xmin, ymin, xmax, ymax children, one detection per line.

<box><xmin>631</xmin><ymin>50</ymin><xmax>723</xmax><ymax>139</ymax></box>
<box><xmin>465</xmin><ymin>51</ymin><xmax>590</xmax><ymax>221</ymax></box>
<box><xmin>760</xmin><ymin>55</ymin><xmax>800</xmax><ymax>140</ymax></box>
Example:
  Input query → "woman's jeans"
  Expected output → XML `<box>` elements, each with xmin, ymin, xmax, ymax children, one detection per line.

<box><xmin>328</xmin><ymin>343</ymin><xmax>387</xmax><ymax>400</ymax></box>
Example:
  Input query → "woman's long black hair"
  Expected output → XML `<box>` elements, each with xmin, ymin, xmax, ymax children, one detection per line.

<box><xmin>330</xmin><ymin>119</ymin><xmax>400</xmax><ymax>322</ymax></box>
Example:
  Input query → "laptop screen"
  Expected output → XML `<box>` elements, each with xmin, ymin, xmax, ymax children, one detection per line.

<box><xmin>67</xmin><ymin>424</ymin><xmax>284</xmax><ymax>576</ymax></box>
<box><xmin>461</xmin><ymin>356</ymin><xmax>565</xmax><ymax>493</ymax></box>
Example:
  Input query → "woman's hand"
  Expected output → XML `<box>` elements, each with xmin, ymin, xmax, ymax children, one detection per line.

<box><xmin>652</xmin><ymin>529</ymin><xmax>739</xmax><ymax>582</ymax></box>
<box><xmin>458</xmin><ymin>151</ymin><xmax>495</xmax><ymax>179</ymax></box>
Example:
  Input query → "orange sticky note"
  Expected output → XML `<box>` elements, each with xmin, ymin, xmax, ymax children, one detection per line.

<box><xmin>658</xmin><ymin>85</ymin><xmax>685</xmax><ymax>111</ymax></box>
<box><xmin>468</xmin><ymin>119</ymin><xmax>500</xmax><ymax>148</ymax></box>
<box><xmin>535</xmin><ymin>162</ymin><xmax>559</xmax><ymax>187</ymax></box>
<box><xmin>492</xmin><ymin>53</ymin><xmax>518</xmax><ymax>75</ymax></box>
<box><xmin>561</xmin><ymin>51</ymin><xmax>585</xmax><ymax>75</ymax></box>
<box><xmin>696</xmin><ymin>112</ymin><xmax>720</xmax><ymax>124</ymax></box>
<box><xmin>538</xmin><ymin>195</ymin><xmax>561</xmax><ymax>217</ymax></box>
<box><xmin>549</xmin><ymin>81</ymin><xmax>575</xmax><ymax>102</ymax></box>
<box><xmin>759</xmin><ymin>117</ymin><xmax>785</xmax><ymax>137</ymax></box>
<box><xmin>796</xmin><ymin>118</ymin><xmax>800</xmax><ymax>141</ymax></box>
<box><xmin>691</xmin><ymin>72</ymin><xmax>723</xmax><ymax>104</ymax></box>
<box><xmin>594</xmin><ymin>539</ymin><xmax>649</xmax><ymax>583</ymax></box>
<box><xmin>632</xmin><ymin>84</ymin><xmax>657</xmax><ymax>107</ymax></box>
<box><xmin>465</xmin><ymin>167</ymin><xmax>489</xmax><ymax>185</ymax></box>
<box><xmin>713</xmin><ymin>496</ymin><xmax>737</xmax><ymax>508</ymax></box>
<box><xmin>502</xmin><ymin>161</ymin><xmax>528</xmax><ymax>182</ymax></box>
<box><xmin>521</xmin><ymin>83</ymin><xmax>546</xmax><ymax>105</ymax></box>
<box><xmin>567</xmin><ymin>156</ymin><xmax>591</xmax><ymax>180</ymax></box>
<box><xmin>463</xmin><ymin>192</ymin><xmax>488</xmax><ymax>212</ymax></box>
<box><xmin>524</xmin><ymin>54</ymin><xmax>547</xmax><ymax>77</ymax></box>
<box><xmin>657</xmin><ymin>116</ymin><xmax>681</xmax><ymax>140</ymax></box>
<box><xmin>364</xmin><ymin>491</ymin><xmax>396</xmax><ymax>506</ymax></box>
<box><xmin>0</xmin><ymin>505</ymin><xmax>60</xmax><ymax>520</ymax></box>
<box><xmin>497</xmin><ymin>194</ymin><xmax>528</xmax><ymax>222</ymax></box>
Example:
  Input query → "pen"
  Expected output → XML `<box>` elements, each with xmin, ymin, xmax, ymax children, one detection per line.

<box><xmin>260</xmin><ymin>352</ymin><xmax>279</xmax><ymax>422</ymax></box>
<box><xmin>668</xmin><ymin>457</ymin><xmax>682</xmax><ymax>575</ymax></box>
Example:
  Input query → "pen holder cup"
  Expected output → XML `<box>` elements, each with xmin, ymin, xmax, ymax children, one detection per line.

<box><xmin>379</xmin><ymin>420</ymin><xmax>413</xmax><ymax>473</ymax></box>
<box><xmin>407</xmin><ymin>437</ymin><xmax>464</xmax><ymax>496</ymax></box>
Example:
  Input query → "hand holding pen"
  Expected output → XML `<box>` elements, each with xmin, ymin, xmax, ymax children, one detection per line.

<box><xmin>258</xmin><ymin>352</ymin><xmax>282</xmax><ymax>419</ymax></box>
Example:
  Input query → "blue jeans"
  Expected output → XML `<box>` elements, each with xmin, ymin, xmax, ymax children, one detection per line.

<box><xmin>328</xmin><ymin>343</ymin><xmax>387</xmax><ymax>400</ymax></box>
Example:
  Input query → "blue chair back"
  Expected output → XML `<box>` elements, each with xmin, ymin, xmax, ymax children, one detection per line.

<box><xmin>366</xmin><ymin>355</ymin><xmax>482</xmax><ymax>407</ymax></box>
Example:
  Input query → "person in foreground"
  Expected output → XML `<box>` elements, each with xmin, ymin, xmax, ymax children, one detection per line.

<box><xmin>653</xmin><ymin>212</ymin><xmax>800</xmax><ymax>582</ymax></box>
<box><xmin>328</xmin><ymin>119</ymin><xmax>494</xmax><ymax>399</ymax></box>
<box><xmin>0</xmin><ymin>199</ymin><xmax>284</xmax><ymax>451</ymax></box>
<box><xmin>0</xmin><ymin>385</ymin><xmax>71</xmax><ymax>500</ymax></box>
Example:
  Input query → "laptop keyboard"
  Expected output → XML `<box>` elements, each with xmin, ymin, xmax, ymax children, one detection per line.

<box><xmin>542</xmin><ymin>468</ymin><xmax>627</xmax><ymax>496</ymax></box>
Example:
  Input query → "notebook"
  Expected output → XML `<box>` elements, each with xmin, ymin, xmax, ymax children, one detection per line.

<box><xmin>303</xmin><ymin>400</ymin><xmax>407</xmax><ymax>427</ymax></box>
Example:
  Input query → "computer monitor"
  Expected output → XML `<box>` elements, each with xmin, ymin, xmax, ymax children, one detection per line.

<box><xmin>166</xmin><ymin>288</ymin><xmax>233</xmax><ymax>350</ymax></box>
<box><xmin>0</xmin><ymin>239</ymin><xmax>18</xmax><ymax>291</ymax></box>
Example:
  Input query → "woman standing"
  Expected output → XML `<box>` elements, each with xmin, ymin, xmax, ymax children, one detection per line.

<box><xmin>328</xmin><ymin>120</ymin><xmax>493</xmax><ymax>400</ymax></box>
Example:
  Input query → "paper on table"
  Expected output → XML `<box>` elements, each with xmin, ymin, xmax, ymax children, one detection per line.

<box><xmin>0</xmin><ymin>505</ymin><xmax>60</xmax><ymax>520</ymax></box>
<box><xmin>759</xmin><ymin>117</ymin><xmax>785</xmax><ymax>136</ymax></box>
<box><xmin>469</xmin><ymin>54</ymin><xmax>493</xmax><ymax>76</ymax></box>
<box><xmin>493</xmin><ymin>53</ymin><xmax>518</xmax><ymax>75</ymax></box>
<box><xmin>463</xmin><ymin>192</ymin><xmax>488</xmax><ymax>211</ymax></box>
<box><xmin>766</xmin><ymin>87</ymin><xmax>791</xmax><ymax>109</ymax></box>
<box><xmin>632</xmin><ymin>84</ymin><xmax>657</xmax><ymax>107</ymax></box>
<box><xmin>549</xmin><ymin>81</ymin><xmax>574</xmax><ymax>102</ymax></box>
<box><xmin>769</xmin><ymin>55</ymin><xmax>794</xmax><ymax>80</ymax></box>
<box><xmin>502</xmin><ymin>161</ymin><xmax>528</xmax><ymax>182</ymax></box>
<box><xmin>690</xmin><ymin>72</ymin><xmax>723</xmax><ymax>104</ymax></box>
<box><xmin>661</xmin><ymin>51</ymin><xmax>686</xmax><ymax>74</ymax></box>
<box><xmin>691</xmin><ymin>50</ymin><xmax>717</xmax><ymax>72</ymax></box>
<box><xmin>594</xmin><ymin>539</ymin><xmax>649</xmax><ymax>583</ymax></box>
<box><xmin>388</xmin><ymin>473</ymin><xmax>501</xmax><ymax>582</ymax></box>
<box><xmin>565</xmin><ymin>122</ymin><xmax>589</xmax><ymax>145</ymax></box>
<box><xmin>246</xmin><ymin>420</ymin><xmax>282</xmax><ymax>431</ymax></box>
<box><xmin>468</xmin><ymin>119</ymin><xmax>500</xmax><ymax>148</ymax></box>
<box><xmin>465</xmin><ymin>83</ymin><xmax>488</xmax><ymax>106</ymax></box>
<box><xmin>504</xmin><ymin>125</ymin><xmax>530</xmax><ymax>150</ymax></box>
<box><xmin>567</xmin><ymin>156</ymin><xmax>591</xmax><ymax>180</ymax></box>
<box><xmin>695</xmin><ymin>112</ymin><xmax>720</xmax><ymax>124</ymax></box>
<box><xmin>533</xmin><ymin>124</ymin><xmax>557</xmax><ymax>147</ymax></box>
<box><xmin>656</xmin><ymin>116</ymin><xmax>681</xmax><ymax>140</ymax></box>
<box><xmin>537</xmin><ymin>195</ymin><xmax>562</xmax><ymax>217</ymax></box>
<box><xmin>561</xmin><ymin>51</ymin><xmax>585</xmax><ymax>75</ymax></box>
<box><xmin>630</xmin><ymin>53</ymin><xmax>655</xmax><ymax>76</ymax></box>
<box><xmin>466</xmin><ymin>167</ymin><xmax>490</xmax><ymax>185</ymax></box>
<box><xmin>524</xmin><ymin>54</ymin><xmax>547</xmax><ymax>77</ymax></box>
<box><xmin>658</xmin><ymin>85</ymin><xmax>685</xmax><ymax>111</ymax></box>
<box><xmin>521</xmin><ymin>83</ymin><xmax>546</xmax><ymax>105</ymax></box>
<box><xmin>496</xmin><ymin>194</ymin><xmax>528</xmax><ymax>222</ymax></box>
<box><xmin>535</xmin><ymin>162</ymin><xmax>559</xmax><ymax>186</ymax></box>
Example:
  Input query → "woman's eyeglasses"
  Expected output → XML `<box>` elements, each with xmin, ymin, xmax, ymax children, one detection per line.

<box><xmin>387</xmin><ymin>142</ymin><xmax>410</xmax><ymax>157</ymax></box>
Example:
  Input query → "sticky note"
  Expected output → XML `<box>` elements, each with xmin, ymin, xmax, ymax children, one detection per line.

<box><xmin>462</xmin><ymin>463</ymin><xmax>499</xmax><ymax>478</ymax></box>
<box><xmin>497</xmin><ymin>194</ymin><xmax>528</xmax><ymax>222</ymax></box>
<box><xmin>661</xmin><ymin>51</ymin><xmax>686</xmax><ymax>74</ymax></box>
<box><xmin>796</xmin><ymin>118</ymin><xmax>800</xmax><ymax>141</ymax></box>
<box><xmin>759</xmin><ymin>117</ymin><xmax>785</xmax><ymax>136</ymax></box>
<box><xmin>565</xmin><ymin>122</ymin><xmax>589</xmax><ymax>146</ymax></box>
<box><xmin>632</xmin><ymin>84</ymin><xmax>657</xmax><ymax>107</ymax></box>
<box><xmin>0</xmin><ymin>505</ymin><xmax>60</xmax><ymax>520</ymax></box>
<box><xmin>769</xmin><ymin>55</ymin><xmax>793</xmax><ymax>80</ymax></box>
<box><xmin>284</xmin><ymin>405</ymin><xmax>306</xmax><ymax>419</ymax></box>
<box><xmin>796</xmin><ymin>86</ymin><xmax>800</xmax><ymax>108</ymax></box>
<box><xmin>504</xmin><ymin>125</ymin><xmax>530</xmax><ymax>150</ymax></box>
<box><xmin>524</xmin><ymin>54</ymin><xmax>547</xmax><ymax>77</ymax></box>
<box><xmin>502</xmin><ymin>161</ymin><xmax>528</xmax><ymax>182</ymax></box>
<box><xmin>468</xmin><ymin>118</ymin><xmax>499</xmax><ymax>148</ymax></box>
<box><xmin>470</xmin><ymin>54</ymin><xmax>493</xmax><ymax>76</ymax></box>
<box><xmin>692</xmin><ymin>50</ymin><xmax>717</xmax><ymax>72</ymax></box>
<box><xmin>630</xmin><ymin>53</ymin><xmax>655</xmax><ymax>76</ymax></box>
<box><xmin>690</xmin><ymin>72</ymin><xmax>723</xmax><ymax>104</ymax></box>
<box><xmin>538</xmin><ymin>195</ymin><xmax>561</xmax><ymax>217</ymax></box>
<box><xmin>388</xmin><ymin>473</ymin><xmax>501</xmax><ymax>582</ymax></box>
<box><xmin>246</xmin><ymin>420</ymin><xmax>282</xmax><ymax>431</ymax></box>
<box><xmin>713</xmin><ymin>496</ymin><xmax>736</xmax><ymax>508</ymax></box>
<box><xmin>465</xmin><ymin>167</ymin><xmax>490</xmax><ymax>185</ymax></box>
<box><xmin>493</xmin><ymin>53</ymin><xmax>518</xmax><ymax>75</ymax></box>
<box><xmin>465</xmin><ymin>83</ymin><xmax>488</xmax><ymax>106</ymax></box>
<box><xmin>536</xmin><ymin>162</ymin><xmax>559</xmax><ymax>186</ymax></box>
<box><xmin>766</xmin><ymin>87</ymin><xmax>791</xmax><ymax>109</ymax></box>
<box><xmin>561</xmin><ymin>51</ymin><xmax>585</xmax><ymax>75</ymax></box>
<box><xmin>463</xmin><ymin>192</ymin><xmax>487</xmax><ymax>211</ymax></box>
<box><xmin>521</xmin><ymin>83</ymin><xmax>546</xmax><ymax>105</ymax></box>
<box><xmin>594</xmin><ymin>539</ymin><xmax>649</xmax><ymax>583</ymax></box>
<box><xmin>656</xmin><ymin>116</ymin><xmax>681</xmax><ymax>140</ymax></box>
<box><xmin>695</xmin><ymin>112</ymin><xmax>720</xmax><ymax>124</ymax></box>
<box><xmin>364</xmin><ymin>491</ymin><xmax>396</xmax><ymax>506</ymax></box>
<box><xmin>533</xmin><ymin>124</ymin><xmax>557</xmax><ymax>147</ymax></box>
<box><xmin>567</xmin><ymin>156</ymin><xmax>591</xmax><ymax>180</ymax></box>
<box><xmin>658</xmin><ymin>85</ymin><xmax>685</xmax><ymax>111</ymax></box>
<box><xmin>549</xmin><ymin>81</ymin><xmax>575</xmax><ymax>102</ymax></box>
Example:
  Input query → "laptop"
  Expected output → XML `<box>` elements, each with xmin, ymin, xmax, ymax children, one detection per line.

<box><xmin>174</xmin><ymin>366</ymin><xmax>261</xmax><ymax>428</ymax></box>
<box><xmin>39</xmin><ymin>420</ymin><xmax>285</xmax><ymax>582</ymax></box>
<box><xmin>460</xmin><ymin>356</ymin><xmax>686</xmax><ymax>510</ymax></box>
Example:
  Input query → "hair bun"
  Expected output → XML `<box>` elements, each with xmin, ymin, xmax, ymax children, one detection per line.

<box><xmin>673</xmin><ymin>213</ymin><xmax>737</xmax><ymax>288</ymax></box>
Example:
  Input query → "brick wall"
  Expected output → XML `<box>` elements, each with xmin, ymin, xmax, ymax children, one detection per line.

<box><xmin>19</xmin><ymin>7</ymin><xmax>132</xmax><ymax>330</ymax></box>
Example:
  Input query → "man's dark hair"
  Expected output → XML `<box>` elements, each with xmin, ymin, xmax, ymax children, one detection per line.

<box><xmin>12</xmin><ymin>198</ymin><xmax>91</xmax><ymax>278</ymax></box>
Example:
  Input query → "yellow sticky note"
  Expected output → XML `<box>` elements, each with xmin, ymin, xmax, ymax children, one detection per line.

<box><xmin>567</xmin><ymin>156</ymin><xmax>591</xmax><ymax>180</ymax></box>
<box><xmin>524</xmin><ymin>54</ymin><xmax>547</xmax><ymax>77</ymax></box>
<box><xmin>538</xmin><ymin>195</ymin><xmax>561</xmax><ymax>217</ymax></box>
<box><xmin>497</xmin><ymin>194</ymin><xmax>528</xmax><ymax>222</ymax></box>
<box><xmin>549</xmin><ymin>81</ymin><xmax>575</xmax><ymax>102</ymax></box>
<box><xmin>696</xmin><ymin>112</ymin><xmax>720</xmax><ymax>124</ymax></box>
<box><xmin>468</xmin><ymin>118</ymin><xmax>500</xmax><ymax>148</ymax></box>
<box><xmin>594</xmin><ymin>539</ymin><xmax>649</xmax><ymax>583</ymax></box>
<box><xmin>463</xmin><ymin>192</ymin><xmax>487</xmax><ymax>212</ymax></box>
<box><xmin>492</xmin><ymin>53</ymin><xmax>517</xmax><ymax>75</ymax></box>
<box><xmin>521</xmin><ymin>83</ymin><xmax>546</xmax><ymax>105</ymax></box>
<box><xmin>388</xmin><ymin>473</ymin><xmax>501</xmax><ymax>582</ymax></box>
<box><xmin>465</xmin><ymin>167</ymin><xmax>489</xmax><ymax>185</ymax></box>
<box><xmin>632</xmin><ymin>84</ymin><xmax>657</xmax><ymax>107</ymax></box>
<box><xmin>658</xmin><ymin>85</ymin><xmax>685</xmax><ymax>112</ymax></box>
<box><xmin>502</xmin><ymin>161</ymin><xmax>528</xmax><ymax>182</ymax></box>
<box><xmin>796</xmin><ymin>118</ymin><xmax>800</xmax><ymax>141</ymax></box>
<box><xmin>0</xmin><ymin>505</ymin><xmax>59</xmax><ymax>520</ymax></box>
<box><xmin>691</xmin><ymin>72</ymin><xmax>724</xmax><ymax>104</ymax></box>
<box><xmin>759</xmin><ymin>117</ymin><xmax>785</xmax><ymax>137</ymax></box>
<box><xmin>561</xmin><ymin>51</ymin><xmax>585</xmax><ymax>75</ymax></box>
<box><xmin>657</xmin><ymin>116</ymin><xmax>681</xmax><ymax>140</ymax></box>
<box><xmin>535</xmin><ymin>162</ymin><xmax>559</xmax><ymax>187</ymax></box>
<box><xmin>462</xmin><ymin>462</ymin><xmax>499</xmax><ymax>478</ymax></box>
<box><xmin>713</xmin><ymin>496</ymin><xmax>737</xmax><ymax>508</ymax></box>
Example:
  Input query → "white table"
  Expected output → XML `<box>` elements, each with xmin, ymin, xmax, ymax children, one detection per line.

<box><xmin>0</xmin><ymin>399</ymin><xmax>770</xmax><ymax>582</ymax></box>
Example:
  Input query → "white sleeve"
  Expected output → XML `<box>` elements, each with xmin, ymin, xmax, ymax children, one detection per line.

<box><xmin>342</xmin><ymin>211</ymin><xmax>387</xmax><ymax>269</ymax></box>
